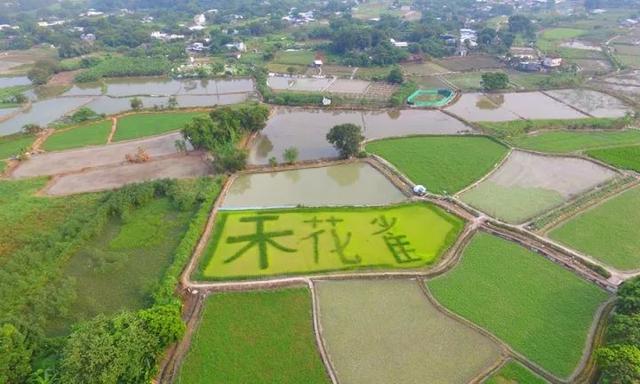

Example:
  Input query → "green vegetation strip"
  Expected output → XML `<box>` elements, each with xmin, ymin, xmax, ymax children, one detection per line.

<box><xmin>549</xmin><ymin>186</ymin><xmax>640</xmax><ymax>271</ymax></box>
<box><xmin>316</xmin><ymin>280</ymin><xmax>501</xmax><ymax>384</ymax></box>
<box><xmin>0</xmin><ymin>133</ymin><xmax>34</xmax><ymax>159</ymax></box>
<box><xmin>198</xmin><ymin>202</ymin><xmax>464</xmax><ymax>280</ymax></box>
<box><xmin>366</xmin><ymin>136</ymin><xmax>509</xmax><ymax>194</ymax></box>
<box><xmin>43</xmin><ymin>120</ymin><xmax>112</xmax><ymax>151</ymax></box>
<box><xmin>478</xmin><ymin>117</ymin><xmax>629</xmax><ymax>140</ymax></box>
<box><xmin>509</xmin><ymin>130</ymin><xmax>640</xmax><ymax>154</ymax></box>
<box><xmin>177</xmin><ymin>288</ymin><xmax>330</xmax><ymax>384</ymax></box>
<box><xmin>427</xmin><ymin>233</ymin><xmax>609</xmax><ymax>378</ymax></box>
<box><xmin>486</xmin><ymin>361</ymin><xmax>548</xmax><ymax>384</ymax></box>
<box><xmin>587</xmin><ymin>145</ymin><xmax>640</xmax><ymax>173</ymax></box>
<box><xmin>114</xmin><ymin>111</ymin><xmax>204</xmax><ymax>141</ymax></box>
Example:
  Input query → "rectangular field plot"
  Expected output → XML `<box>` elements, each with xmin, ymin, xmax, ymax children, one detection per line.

<box><xmin>316</xmin><ymin>280</ymin><xmax>501</xmax><ymax>384</ymax></box>
<box><xmin>113</xmin><ymin>111</ymin><xmax>205</xmax><ymax>142</ymax></box>
<box><xmin>549</xmin><ymin>186</ymin><xmax>640</xmax><ymax>270</ymax></box>
<box><xmin>427</xmin><ymin>233</ymin><xmax>609</xmax><ymax>379</ymax></box>
<box><xmin>177</xmin><ymin>289</ymin><xmax>330</xmax><ymax>384</ymax></box>
<box><xmin>486</xmin><ymin>361</ymin><xmax>548</xmax><ymax>384</ymax></box>
<box><xmin>248</xmin><ymin>108</ymin><xmax>471</xmax><ymax>164</ymax></box>
<box><xmin>366</xmin><ymin>136</ymin><xmax>508</xmax><ymax>194</ymax></box>
<box><xmin>445</xmin><ymin>93</ymin><xmax>520</xmax><ymax>122</ymax></box>
<box><xmin>587</xmin><ymin>145</ymin><xmax>640</xmax><ymax>173</ymax></box>
<box><xmin>198</xmin><ymin>203</ymin><xmax>464</xmax><ymax>280</ymax></box>
<box><xmin>221</xmin><ymin>162</ymin><xmax>406</xmax><ymax>209</ymax></box>
<box><xmin>546</xmin><ymin>89</ymin><xmax>632</xmax><ymax>118</ymax></box>
<box><xmin>509</xmin><ymin>130</ymin><xmax>640</xmax><ymax>154</ymax></box>
<box><xmin>11</xmin><ymin>132</ymin><xmax>185</xmax><ymax>178</ymax></box>
<box><xmin>460</xmin><ymin>151</ymin><xmax>617</xmax><ymax>223</ymax></box>
<box><xmin>43</xmin><ymin>120</ymin><xmax>112</xmax><ymax>152</ymax></box>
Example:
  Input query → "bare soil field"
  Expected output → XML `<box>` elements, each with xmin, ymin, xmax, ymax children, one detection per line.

<box><xmin>434</xmin><ymin>55</ymin><xmax>504</xmax><ymax>72</ymax></box>
<box><xmin>326</xmin><ymin>79</ymin><xmax>371</xmax><ymax>94</ymax></box>
<box><xmin>11</xmin><ymin>132</ymin><xmax>184</xmax><ymax>178</ymax></box>
<box><xmin>45</xmin><ymin>155</ymin><xmax>211</xmax><ymax>195</ymax></box>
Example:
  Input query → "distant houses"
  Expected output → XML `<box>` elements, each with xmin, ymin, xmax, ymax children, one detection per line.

<box><xmin>509</xmin><ymin>46</ymin><xmax>564</xmax><ymax>72</ymax></box>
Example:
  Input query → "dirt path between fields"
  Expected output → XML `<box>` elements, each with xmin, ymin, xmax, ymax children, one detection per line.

<box><xmin>106</xmin><ymin>117</ymin><xmax>117</xmax><ymax>144</ymax></box>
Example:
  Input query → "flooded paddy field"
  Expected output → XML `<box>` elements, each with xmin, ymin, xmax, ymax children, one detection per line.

<box><xmin>221</xmin><ymin>162</ymin><xmax>407</xmax><ymax>209</ymax></box>
<box><xmin>546</xmin><ymin>89</ymin><xmax>633</xmax><ymax>118</ymax></box>
<box><xmin>61</xmin><ymin>83</ymin><xmax>103</xmax><ymax>97</ymax></box>
<box><xmin>104</xmin><ymin>77</ymin><xmax>254</xmax><ymax>97</ymax></box>
<box><xmin>316</xmin><ymin>280</ymin><xmax>501</xmax><ymax>384</ymax></box>
<box><xmin>446</xmin><ymin>91</ymin><xmax>591</xmax><ymax>122</ymax></box>
<box><xmin>267</xmin><ymin>75</ymin><xmax>374</xmax><ymax>95</ymax></box>
<box><xmin>11</xmin><ymin>132</ymin><xmax>185</xmax><ymax>178</ymax></box>
<box><xmin>592</xmin><ymin>71</ymin><xmax>640</xmax><ymax>102</ymax></box>
<box><xmin>249</xmin><ymin>108</ymin><xmax>472</xmax><ymax>164</ymax></box>
<box><xmin>0</xmin><ymin>97</ymin><xmax>92</xmax><ymax>135</ymax></box>
<box><xmin>45</xmin><ymin>155</ymin><xmax>212</xmax><ymax>195</ymax></box>
<box><xmin>0</xmin><ymin>76</ymin><xmax>31</xmax><ymax>87</ymax></box>
<box><xmin>460</xmin><ymin>150</ymin><xmax>617</xmax><ymax>223</ymax></box>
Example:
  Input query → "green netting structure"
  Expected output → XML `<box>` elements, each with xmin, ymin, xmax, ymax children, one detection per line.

<box><xmin>407</xmin><ymin>88</ymin><xmax>455</xmax><ymax>107</ymax></box>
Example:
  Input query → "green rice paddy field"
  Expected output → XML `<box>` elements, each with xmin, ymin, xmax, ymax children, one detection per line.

<box><xmin>509</xmin><ymin>130</ymin><xmax>640</xmax><ymax>154</ymax></box>
<box><xmin>197</xmin><ymin>203</ymin><xmax>464</xmax><ymax>280</ymax></box>
<box><xmin>43</xmin><ymin>120</ymin><xmax>112</xmax><ymax>151</ymax></box>
<box><xmin>113</xmin><ymin>111</ymin><xmax>204</xmax><ymax>141</ymax></box>
<box><xmin>177</xmin><ymin>289</ymin><xmax>330</xmax><ymax>384</ymax></box>
<box><xmin>366</xmin><ymin>136</ymin><xmax>508</xmax><ymax>195</ymax></box>
<box><xmin>548</xmin><ymin>186</ymin><xmax>640</xmax><ymax>270</ymax></box>
<box><xmin>427</xmin><ymin>233</ymin><xmax>609</xmax><ymax>378</ymax></box>
<box><xmin>316</xmin><ymin>280</ymin><xmax>501</xmax><ymax>384</ymax></box>
<box><xmin>0</xmin><ymin>133</ymin><xmax>35</xmax><ymax>159</ymax></box>
<box><xmin>587</xmin><ymin>145</ymin><xmax>640</xmax><ymax>172</ymax></box>
<box><xmin>486</xmin><ymin>361</ymin><xmax>547</xmax><ymax>384</ymax></box>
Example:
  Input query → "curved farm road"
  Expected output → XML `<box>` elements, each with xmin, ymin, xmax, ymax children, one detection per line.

<box><xmin>158</xmin><ymin>156</ymin><xmax>620</xmax><ymax>384</ymax></box>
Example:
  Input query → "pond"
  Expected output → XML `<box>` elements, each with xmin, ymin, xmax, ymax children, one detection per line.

<box><xmin>221</xmin><ymin>162</ymin><xmax>407</xmax><ymax>209</ymax></box>
<box><xmin>0</xmin><ymin>97</ymin><xmax>92</xmax><ymax>135</ymax></box>
<box><xmin>248</xmin><ymin>108</ymin><xmax>473</xmax><ymax>164</ymax></box>
<box><xmin>61</xmin><ymin>83</ymin><xmax>103</xmax><ymax>97</ymax></box>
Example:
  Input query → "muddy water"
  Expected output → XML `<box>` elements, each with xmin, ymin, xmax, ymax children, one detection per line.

<box><xmin>446</xmin><ymin>93</ymin><xmax>520</xmax><ymax>122</ymax></box>
<box><xmin>249</xmin><ymin>108</ymin><xmax>474</xmax><ymax>164</ymax></box>
<box><xmin>362</xmin><ymin>109</ymin><xmax>470</xmax><ymax>138</ymax></box>
<box><xmin>0</xmin><ymin>76</ymin><xmax>31</xmax><ymax>87</ymax></box>
<box><xmin>221</xmin><ymin>162</ymin><xmax>407</xmax><ymax>208</ymax></box>
<box><xmin>0</xmin><ymin>97</ymin><xmax>92</xmax><ymax>135</ymax></box>
<box><xmin>86</xmin><ymin>96</ymin><xmax>170</xmax><ymax>115</ymax></box>
<box><xmin>446</xmin><ymin>92</ymin><xmax>588</xmax><ymax>122</ymax></box>
<box><xmin>249</xmin><ymin>108</ymin><xmax>363</xmax><ymax>164</ymax></box>
<box><xmin>501</xmin><ymin>92</ymin><xmax>587</xmax><ymax>120</ymax></box>
<box><xmin>0</xmin><ymin>107</ymin><xmax>19</xmax><ymax>119</ymax></box>
<box><xmin>105</xmin><ymin>77</ymin><xmax>255</xmax><ymax>97</ymax></box>
<box><xmin>267</xmin><ymin>76</ymin><xmax>293</xmax><ymax>90</ymax></box>
<box><xmin>547</xmin><ymin>89</ymin><xmax>632</xmax><ymax>118</ymax></box>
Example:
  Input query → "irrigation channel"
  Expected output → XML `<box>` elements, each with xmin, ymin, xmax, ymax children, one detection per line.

<box><xmin>157</xmin><ymin>155</ymin><xmax>624</xmax><ymax>384</ymax></box>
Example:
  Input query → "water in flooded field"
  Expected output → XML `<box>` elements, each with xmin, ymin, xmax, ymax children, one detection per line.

<box><xmin>61</xmin><ymin>83</ymin><xmax>103</xmax><ymax>97</ymax></box>
<box><xmin>248</xmin><ymin>108</ymin><xmax>474</xmax><ymax>164</ymax></box>
<box><xmin>0</xmin><ymin>76</ymin><xmax>31</xmax><ymax>87</ymax></box>
<box><xmin>104</xmin><ymin>77</ymin><xmax>255</xmax><ymax>97</ymax></box>
<box><xmin>0</xmin><ymin>97</ymin><xmax>92</xmax><ymax>135</ymax></box>
<box><xmin>547</xmin><ymin>89</ymin><xmax>633</xmax><ymax>118</ymax></box>
<box><xmin>221</xmin><ymin>162</ymin><xmax>407</xmax><ymax>209</ymax></box>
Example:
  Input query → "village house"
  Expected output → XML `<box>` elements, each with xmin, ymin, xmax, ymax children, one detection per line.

<box><xmin>543</xmin><ymin>56</ymin><xmax>563</xmax><ymax>68</ymax></box>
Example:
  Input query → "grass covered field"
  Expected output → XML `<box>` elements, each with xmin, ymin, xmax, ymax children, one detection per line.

<box><xmin>316</xmin><ymin>280</ymin><xmax>501</xmax><ymax>384</ymax></box>
<box><xmin>48</xmin><ymin>198</ymin><xmax>194</xmax><ymax>333</ymax></box>
<box><xmin>509</xmin><ymin>130</ymin><xmax>640</xmax><ymax>154</ymax></box>
<box><xmin>587</xmin><ymin>145</ymin><xmax>640</xmax><ymax>172</ymax></box>
<box><xmin>366</xmin><ymin>136</ymin><xmax>509</xmax><ymax>194</ymax></box>
<box><xmin>427</xmin><ymin>233</ymin><xmax>609</xmax><ymax>378</ymax></box>
<box><xmin>0</xmin><ymin>133</ymin><xmax>34</xmax><ymax>159</ymax></box>
<box><xmin>198</xmin><ymin>203</ymin><xmax>464</xmax><ymax>280</ymax></box>
<box><xmin>43</xmin><ymin>120</ymin><xmax>111</xmax><ymax>151</ymax></box>
<box><xmin>113</xmin><ymin>111</ymin><xmax>204</xmax><ymax>142</ymax></box>
<box><xmin>177</xmin><ymin>289</ymin><xmax>330</xmax><ymax>384</ymax></box>
<box><xmin>485</xmin><ymin>361</ymin><xmax>547</xmax><ymax>384</ymax></box>
<box><xmin>549</xmin><ymin>186</ymin><xmax>640</xmax><ymax>270</ymax></box>
<box><xmin>272</xmin><ymin>50</ymin><xmax>316</xmax><ymax>66</ymax></box>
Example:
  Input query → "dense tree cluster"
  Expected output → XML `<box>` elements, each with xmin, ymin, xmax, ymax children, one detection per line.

<box><xmin>597</xmin><ymin>277</ymin><xmax>640</xmax><ymax>383</ymax></box>
<box><xmin>481</xmin><ymin>72</ymin><xmax>510</xmax><ymax>91</ymax></box>
<box><xmin>182</xmin><ymin>103</ymin><xmax>269</xmax><ymax>172</ymax></box>
<box><xmin>326</xmin><ymin>123</ymin><xmax>364</xmax><ymax>158</ymax></box>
